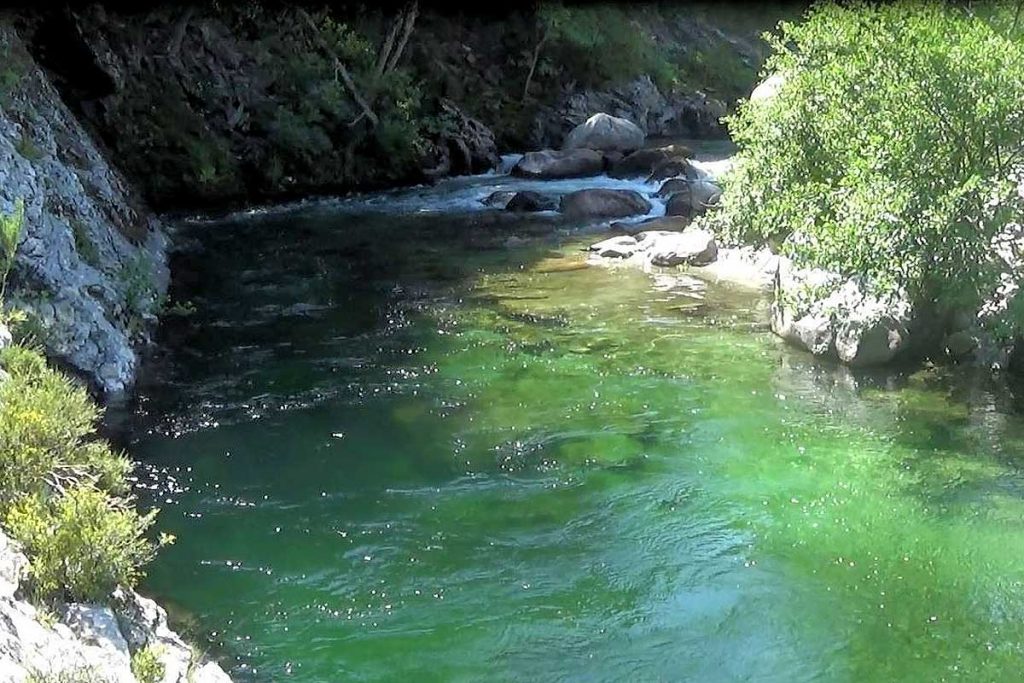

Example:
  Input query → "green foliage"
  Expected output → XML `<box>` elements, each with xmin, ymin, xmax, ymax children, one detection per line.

<box><xmin>131</xmin><ymin>645</ymin><xmax>166</xmax><ymax>683</ymax></box>
<box><xmin>0</xmin><ymin>345</ymin><xmax>164</xmax><ymax>603</ymax></box>
<box><xmin>537</xmin><ymin>3</ymin><xmax>676</xmax><ymax>91</ymax></box>
<box><xmin>0</xmin><ymin>198</ymin><xmax>24</xmax><ymax>297</ymax></box>
<box><xmin>120</xmin><ymin>255</ymin><xmax>158</xmax><ymax>321</ymax></box>
<box><xmin>7</xmin><ymin>486</ymin><xmax>158</xmax><ymax>603</ymax></box>
<box><xmin>676</xmin><ymin>42</ymin><xmax>758</xmax><ymax>100</ymax></box>
<box><xmin>720</xmin><ymin>0</ymin><xmax>1024</xmax><ymax>328</ymax></box>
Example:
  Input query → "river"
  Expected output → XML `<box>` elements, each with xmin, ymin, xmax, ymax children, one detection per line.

<box><xmin>114</xmin><ymin>141</ymin><xmax>1024</xmax><ymax>682</ymax></box>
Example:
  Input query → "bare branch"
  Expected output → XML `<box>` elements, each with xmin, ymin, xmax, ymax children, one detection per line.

<box><xmin>296</xmin><ymin>8</ymin><xmax>379</xmax><ymax>129</ymax></box>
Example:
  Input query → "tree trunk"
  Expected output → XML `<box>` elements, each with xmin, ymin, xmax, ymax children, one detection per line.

<box><xmin>521</xmin><ymin>28</ymin><xmax>548</xmax><ymax>103</ymax></box>
<box><xmin>383</xmin><ymin>1</ymin><xmax>419</xmax><ymax>75</ymax></box>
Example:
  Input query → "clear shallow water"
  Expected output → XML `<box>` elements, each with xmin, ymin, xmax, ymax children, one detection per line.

<box><xmin>120</xmin><ymin>153</ymin><xmax>1024</xmax><ymax>682</ymax></box>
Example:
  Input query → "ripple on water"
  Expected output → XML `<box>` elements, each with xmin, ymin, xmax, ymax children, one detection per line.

<box><xmin>121</xmin><ymin>149</ymin><xmax>1024</xmax><ymax>681</ymax></box>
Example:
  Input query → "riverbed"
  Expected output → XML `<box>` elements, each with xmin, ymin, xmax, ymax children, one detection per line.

<box><xmin>116</xmin><ymin>144</ymin><xmax>1024</xmax><ymax>682</ymax></box>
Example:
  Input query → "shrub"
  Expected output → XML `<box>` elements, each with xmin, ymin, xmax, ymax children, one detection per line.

<box><xmin>6</xmin><ymin>485</ymin><xmax>158</xmax><ymax>603</ymax></box>
<box><xmin>131</xmin><ymin>645</ymin><xmax>166</xmax><ymax>683</ymax></box>
<box><xmin>0</xmin><ymin>345</ymin><xmax>164</xmax><ymax>603</ymax></box>
<box><xmin>719</xmin><ymin>1</ymin><xmax>1024</xmax><ymax>326</ymax></box>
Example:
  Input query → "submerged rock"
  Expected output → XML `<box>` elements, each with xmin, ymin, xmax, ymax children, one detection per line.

<box><xmin>559</xmin><ymin>189</ymin><xmax>652</xmax><ymax>219</ymax></box>
<box><xmin>511</xmin><ymin>149</ymin><xmax>604</xmax><ymax>179</ymax></box>
<box><xmin>563</xmin><ymin>113</ymin><xmax>645</xmax><ymax>153</ymax></box>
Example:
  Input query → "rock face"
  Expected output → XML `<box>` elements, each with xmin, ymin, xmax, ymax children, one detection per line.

<box><xmin>0</xmin><ymin>22</ymin><xmax>167</xmax><ymax>397</ymax></box>
<box><xmin>559</xmin><ymin>189</ymin><xmax>652</xmax><ymax>219</ymax></box>
<box><xmin>562</xmin><ymin>113</ymin><xmax>645</xmax><ymax>153</ymax></box>
<box><xmin>511</xmin><ymin>149</ymin><xmax>604</xmax><ymax>179</ymax></box>
<box><xmin>0</xmin><ymin>529</ymin><xmax>233</xmax><ymax>682</ymax></box>
<box><xmin>771</xmin><ymin>258</ymin><xmax>914</xmax><ymax>366</ymax></box>
<box><xmin>532</xmin><ymin>75</ymin><xmax>729</xmax><ymax>149</ymax></box>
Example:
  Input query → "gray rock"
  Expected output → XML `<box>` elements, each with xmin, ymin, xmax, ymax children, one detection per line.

<box><xmin>505</xmin><ymin>191</ymin><xmax>557</xmax><ymax>212</ymax></box>
<box><xmin>750</xmin><ymin>73</ymin><xmax>786</xmax><ymax>103</ymax></box>
<box><xmin>563</xmin><ymin>113</ymin><xmax>645</xmax><ymax>153</ymax></box>
<box><xmin>611</xmin><ymin>145</ymin><xmax>694</xmax><ymax>179</ymax></box>
<box><xmin>481</xmin><ymin>191</ymin><xmax>516</xmax><ymax>209</ymax></box>
<box><xmin>655</xmin><ymin>179</ymin><xmax>688</xmax><ymax>199</ymax></box>
<box><xmin>0</xmin><ymin>534</ymin><xmax>25</xmax><ymax>600</ymax></box>
<box><xmin>647</xmin><ymin>158</ymin><xmax>699</xmax><ymax>183</ymax></box>
<box><xmin>559</xmin><ymin>189</ymin><xmax>652</xmax><ymax>219</ymax></box>
<box><xmin>664</xmin><ymin>180</ymin><xmax>723</xmax><ymax>217</ymax></box>
<box><xmin>511</xmin><ymin>149</ymin><xmax>604</xmax><ymax>179</ymax></box>
<box><xmin>646</xmin><ymin>228</ymin><xmax>718</xmax><ymax>267</ymax></box>
<box><xmin>771</xmin><ymin>258</ymin><xmax>914</xmax><ymax>366</ymax></box>
<box><xmin>192</xmin><ymin>662</ymin><xmax>234</xmax><ymax>683</ymax></box>
<box><xmin>531</xmin><ymin>75</ymin><xmax>729</xmax><ymax>149</ymax></box>
<box><xmin>0</xmin><ymin>324</ymin><xmax>10</xmax><ymax>350</ymax></box>
<box><xmin>588</xmin><ymin>236</ymin><xmax>639</xmax><ymax>258</ymax></box>
<box><xmin>614</xmin><ymin>216</ymin><xmax>691</xmax><ymax>235</ymax></box>
<box><xmin>61</xmin><ymin>605</ymin><xmax>130</xmax><ymax>659</ymax></box>
<box><xmin>0</xmin><ymin>23</ymin><xmax>167</xmax><ymax>396</ymax></box>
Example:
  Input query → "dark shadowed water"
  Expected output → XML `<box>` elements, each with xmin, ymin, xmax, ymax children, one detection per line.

<box><xmin>117</xmin><ymin>146</ymin><xmax>1024</xmax><ymax>682</ymax></box>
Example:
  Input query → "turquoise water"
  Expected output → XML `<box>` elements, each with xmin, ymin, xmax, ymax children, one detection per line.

<box><xmin>120</xmin><ymin>163</ymin><xmax>1024</xmax><ymax>682</ymax></box>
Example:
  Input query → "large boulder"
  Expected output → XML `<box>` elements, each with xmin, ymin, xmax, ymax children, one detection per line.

<box><xmin>511</xmin><ymin>149</ymin><xmax>604</xmax><ymax>179</ymax></box>
<box><xmin>664</xmin><ymin>180</ymin><xmax>723</xmax><ymax>217</ymax></box>
<box><xmin>505</xmin><ymin>191</ymin><xmax>558</xmax><ymax>212</ymax></box>
<box><xmin>771</xmin><ymin>258</ymin><xmax>914</xmax><ymax>366</ymax></box>
<box><xmin>588</xmin><ymin>235</ymin><xmax>641</xmax><ymax>258</ymax></box>
<box><xmin>610</xmin><ymin>144</ymin><xmax>693</xmax><ymax>178</ymax></box>
<box><xmin>559</xmin><ymin>189</ymin><xmax>652</xmax><ymax>219</ymax></box>
<box><xmin>611</xmin><ymin>215</ymin><xmax>691</xmax><ymax>234</ymax></box>
<box><xmin>563</xmin><ymin>113</ymin><xmax>645</xmax><ymax>153</ymax></box>
<box><xmin>645</xmin><ymin>228</ymin><xmax>718</xmax><ymax>267</ymax></box>
<box><xmin>531</xmin><ymin>75</ymin><xmax>729</xmax><ymax>149</ymax></box>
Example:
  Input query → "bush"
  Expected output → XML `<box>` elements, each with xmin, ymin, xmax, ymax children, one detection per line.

<box><xmin>131</xmin><ymin>645</ymin><xmax>166</xmax><ymax>683</ymax></box>
<box><xmin>0</xmin><ymin>345</ymin><xmax>163</xmax><ymax>603</ymax></box>
<box><xmin>6</xmin><ymin>485</ymin><xmax>158</xmax><ymax>603</ymax></box>
<box><xmin>719</xmin><ymin>1</ymin><xmax>1024</xmax><ymax>325</ymax></box>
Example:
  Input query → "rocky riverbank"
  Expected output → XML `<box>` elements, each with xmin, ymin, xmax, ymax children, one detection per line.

<box><xmin>0</xmin><ymin>526</ymin><xmax>230</xmax><ymax>683</ymax></box>
<box><xmin>0</xmin><ymin>20</ymin><xmax>167</xmax><ymax>398</ymax></box>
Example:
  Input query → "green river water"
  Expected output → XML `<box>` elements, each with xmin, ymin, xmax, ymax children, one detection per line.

<box><xmin>118</xmin><ymin>155</ymin><xmax>1024</xmax><ymax>682</ymax></box>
